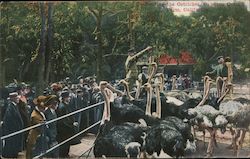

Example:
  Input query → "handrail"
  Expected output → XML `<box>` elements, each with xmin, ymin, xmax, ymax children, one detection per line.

<box><xmin>1</xmin><ymin>101</ymin><xmax>104</xmax><ymax>140</ymax></box>
<box><xmin>33</xmin><ymin>120</ymin><xmax>101</xmax><ymax>159</ymax></box>
<box><xmin>79</xmin><ymin>90</ymin><xmax>137</xmax><ymax>158</ymax></box>
<box><xmin>1</xmin><ymin>90</ymin><xmax>137</xmax><ymax>158</ymax></box>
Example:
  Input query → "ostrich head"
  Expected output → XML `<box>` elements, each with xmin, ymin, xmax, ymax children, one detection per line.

<box><xmin>143</xmin><ymin>83</ymin><xmax>152</xmax><ymax>91</ymax></box>
<box><xmin>154</xmin><ymin>73</ymin><xmax>164</xmax><ymax>80</ymax></box>
<box><xmin>143</xmin><ymin>82</ymin><xmax>153</xmax><ymax>116</ymax></box>
<box><xmin>125</xmin><ymin>142</ymin><xmax>141</xmax><ymax>158</ymax></box>
<box><xmin>99</xmin><ymin>81</ymin><xmax>111</xmax><ymax>124</ymax></box>
<box><xmin>118</xmin><ymin>79</ymin><xmax>134</xmax><ymax>101</ymax></box>
<box><xmin>99</xmin><ymin>81</ymin><xmax>108</xmax><ymax>90</ymax></box>
<box><xmin>148</xmin><ymin>62</ymin><xmax>158</xmax><ymax>83</ymax></box>
<box><xmin>118</xmin><ymin>79</ymin><xmax>128</xmax><ymax>86</ymax></box>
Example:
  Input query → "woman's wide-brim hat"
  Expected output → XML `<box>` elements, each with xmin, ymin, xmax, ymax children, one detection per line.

<box><xmin>44</xmin><ymin>95</ymin><xmax>59</xmax><ymax>106</ymax></box>
<box><xmin>33</xmin><ymin>95</ymin><xmax>47</xmax><ymax>107</ymax></box>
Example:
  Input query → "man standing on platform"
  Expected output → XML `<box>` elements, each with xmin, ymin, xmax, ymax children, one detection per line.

<box><xmin>125</xmin><ymin>46</ymin><xmax>152</xmax><ymax>90</ymax></box>
<box><xmin>206</xmin><ymin>56</ymin><xmax>228</xmax><ymax>98</ymax></box>
<box><xmin>2</xmin><ymin>89</ymin><xmax>24</xmax><ymax>158</ymax></box>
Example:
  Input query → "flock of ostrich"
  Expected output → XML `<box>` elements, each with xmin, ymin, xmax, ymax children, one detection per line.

<box><xmin>92</xmin><ymin>62</ymin><xmax>250</xmax><ymax>158</ymax></box>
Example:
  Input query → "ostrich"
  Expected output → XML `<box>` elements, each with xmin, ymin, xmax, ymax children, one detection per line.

<box><xmin>111</xmin><ymin>79</ymin><xmax>196</xmax><ymax>158</ymax></box>
<box><xmin>101</xmin><ymin>80</ymin><xmax>159</xmax><ymax>126</ymax></box>
<box><xmin>145</xmin><ymin>80</ymin><xmax>197</xmax><ymax>157</ymax></box>
<box><xmin>94</xmin><ymin>81</ymin><xmax>147</xmax><ymax>158</ymax></box>
<box><xmin>188</xmin><ymin>104</ymin><xmax>228</xmax><ymax>157</ymax></box>
<box><xmin>219</xmin><ymin>100</ymin><xmax>250</xmax><ymax>156</ymax></box>
<box><xmin>228</xmin><ymin>105</ymin><xmax>250</xmax><ymax>156</ymax></box>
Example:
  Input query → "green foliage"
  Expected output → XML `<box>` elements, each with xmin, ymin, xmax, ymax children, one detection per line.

<box><xmin>1</xmin><ymin>1</ymin><xmax>249</xmax><ymax>84</ymax></box>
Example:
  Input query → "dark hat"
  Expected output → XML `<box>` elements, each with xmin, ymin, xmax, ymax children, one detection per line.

<box><xmin>76</xmin><ymin>88</ymin><xmax>83</xmax><ymax>93</ymax></box>
<box><xmin>44</xmin><ymin>95</ymin><xmax>59</xmax><ymax>106</ymax></box>
<box><xmin>61</xmin><ymin>90</ymin><xmax>70</xmax><ymax>98</ymax></box>
<box><xmin>217</xmin><ymin>56</ymin><xmax>224</xmax><ymax>60</ymax></box>
<box><xmin>62</xmin><ymin>87</ymin><xmax>69</xmax><ymax>91</ymax></box>
<box><xmin>8</xmin><ymin>86</ymin><xmax>18</xmax><ymax>97</ymax></box>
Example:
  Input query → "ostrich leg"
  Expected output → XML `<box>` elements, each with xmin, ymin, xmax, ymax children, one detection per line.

<box><xmin>192</xmin><ymin>126</ymin><xmax>197</xmax><ymax>140</ymax></box>
<box><xmin>203</xmin><ymin>129</ymin><xmax>206</xmax><ymax>151</ymax></box>
<box><xmin>206</xmin><ymin>128</ymin><xmax>216</xmax><ymax>157</ymax></box>
<box><xmin>214</xmin><ymin>129</ymin><xmax>218</xmax><ymax>147</ymax></box>
<box><xmin>233</xmin><ymin>129</ymin><xmax>241</xmax><ymax>156</ymax></box>
<box><xmin>237</xmin><ymin>129</ymin><xmax>247</xmax><ymax>157</ymax></box>
<box><xmin>227</xmin><ymin>127</ymin><xmax>235</xmax><ymax>149</ymax></box>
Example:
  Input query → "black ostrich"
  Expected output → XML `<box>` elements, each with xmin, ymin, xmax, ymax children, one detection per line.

<box><xmin>94</xmin><ymin>122</ymin><xmax>145</xmax><ymax>158</ymax></box>
<box><xmin>94</xmin><ymin>81</ymin><xmax>147</xmax><ymax>158</ymax></box>
<box><xmin>144</xmin><ymin>119</ymin><xmax>185</xmax><ymax>158</ymax></box>
<box><xmin>104</xmin><ymin>81</ymin><xmax>160</xmax><ymax>126</ymax></box>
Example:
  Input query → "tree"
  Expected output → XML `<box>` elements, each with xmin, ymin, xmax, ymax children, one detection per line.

<box><xmin>37</xmin><ymin>2</ymin><xmax>46</xmax><ymax>95</ymax></box>
<box><xmin>45</xmin><ymin>2</ymin><xmax>53</xmax><ymax>85</ymax></box>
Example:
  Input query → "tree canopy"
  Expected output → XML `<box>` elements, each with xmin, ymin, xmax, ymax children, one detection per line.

<box><xmin>0</xmin><ymin>1</ymin><xmax>249</xmax><ymax>89</ymax></box>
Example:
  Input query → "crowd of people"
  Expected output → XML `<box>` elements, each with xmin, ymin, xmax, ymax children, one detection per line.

<box><xmin>0</xmin><ymin>76</ymin><xmax>104</xmax><ymax>158</ymax></box>
<box><xmin>164</xmin><ymin>74</ymin><xmax>192</xmax><ymax>91</ymax></box>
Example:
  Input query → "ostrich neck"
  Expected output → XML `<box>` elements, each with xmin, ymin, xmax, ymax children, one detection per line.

<box><xmin>135</xmin><ymin>80</ymin><xmax>142</xmax><ymax>100</ymax></box>
<box><xmin>148</xmin><ymin>65</ymin><xmax>156</xmax><ymax>83</ymax></box>
<box><xmin>145</xmin><ymin>86</ymin><xmax>153</xmax><ymax>116</ymax></box>
<box><xmin>124</xmin><ymin>82</ymin><xmax>135</xmax><ymax>100</ymax></box>
<box><xmin>203</xmin><ymin>77</ymin><xmax>209</xmax><ymax>95</ymax></box>
<box><xmin>160</xmin><ymin>76</ymin><xmax>164</xmax><ymax>92</ymax></box>
<box><xmin>155</xmin><ymin>85</ymin><xmax>161</xmax><ymax>118</ymax></box>
<box><xmin>197</xmin><ymin>81</ymin><xmax>211</xmax><ymax>106</ymax></box>
<box><xmin>100</xmin><ymin>88</ymin><xmax>110</xmax><ymax>123</ymax></box>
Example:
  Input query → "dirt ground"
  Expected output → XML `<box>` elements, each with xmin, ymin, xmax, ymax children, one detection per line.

<box><xmin>69</xmin><ymin>130</ymin><xmax>250</xmax><ymax>158</ymax></box>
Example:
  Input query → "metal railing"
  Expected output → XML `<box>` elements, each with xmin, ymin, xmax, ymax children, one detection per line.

<box><xmin>1</xmin><ymin>90</ymin><xmax>136</xmax><ymax>158</ymax></box>
<box><xmin>34</xmin><ymin>121</ymin><xmax>101</xmax><ymax>158</ymax></box>
<box><xmin>1</xmin><ymin>101</ymin><xmax>104</xmax><ymax>158</ymax></box>
<box><xmin>0</xmin><ymin>101</ymin><xmax>104</xmax><ymax>141</ymax></box>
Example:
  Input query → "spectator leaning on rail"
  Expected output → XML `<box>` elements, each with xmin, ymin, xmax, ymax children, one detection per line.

<box><xmin>56</xmin><ymin>90</ymin><xmax>81</xmax><ymax>158</ymax></box>
<box><xmin>2</xmin><ymin>88</ymin><xmax>24</xmax><ymax>158</ymax></box>
<box><xmin>206</xmin><ymin>56</ymin><xmax>228</xmax><ymax>98</ymax></box>
<box><xmin>26</xmin><ymin>95</ymin><xmax>50</xmax><ymax>159</ymax></box>
<box><xmin>44</xmin><ymin>95</ymin><xmax>60</xmax><ymax>158</ymax></box>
